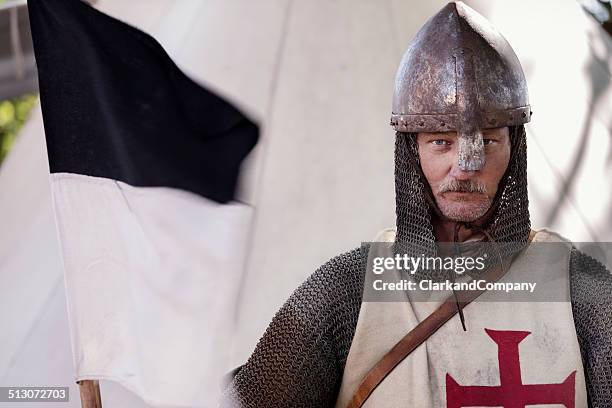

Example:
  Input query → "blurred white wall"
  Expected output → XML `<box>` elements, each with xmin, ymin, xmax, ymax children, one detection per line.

<box><xmin>0</xmin><ymin>0</ymin><xmax>609</xmax><ymax>406</ymax></box>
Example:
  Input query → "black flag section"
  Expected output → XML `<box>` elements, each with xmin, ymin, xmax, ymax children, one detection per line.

<box><xmin>29</xmin><ymin>0</ymin><xmax>258</xmax><ymax>203</ymax></box>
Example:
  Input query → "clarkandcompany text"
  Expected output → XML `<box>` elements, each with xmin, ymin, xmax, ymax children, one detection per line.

<box><xmin>372</xmin><ymin>279</ymin><xmax>537</xmax><ymax>293</ymax></box>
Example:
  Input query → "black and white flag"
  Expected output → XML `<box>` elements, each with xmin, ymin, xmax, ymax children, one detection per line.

<box><xmin>28</xmin><ymin>0</ymin><xmax>258</xmax><ymax>405</ymax></box>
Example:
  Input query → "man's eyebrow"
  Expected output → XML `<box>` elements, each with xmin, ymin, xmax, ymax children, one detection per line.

<box><xmin>482</xmin><ymin>131</ymin><xmax>504</xmax><ymax>137</ymax></box>
<box><xmin>425</xmin><ymin>132</ymin><xmax>455</xmax><ymax>137</ymax></box>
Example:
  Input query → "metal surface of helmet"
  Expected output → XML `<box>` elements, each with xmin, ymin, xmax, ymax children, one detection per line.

<box><xmin>390</xmin><ymin>1</ymin><xmax>531</xmax><ymax>170</ymax></box>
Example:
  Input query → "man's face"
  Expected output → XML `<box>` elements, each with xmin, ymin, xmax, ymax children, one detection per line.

<box><xmin>416</xmin><ymin>127</ymin><xmax>511</xmax><ymax>223</ymax></box>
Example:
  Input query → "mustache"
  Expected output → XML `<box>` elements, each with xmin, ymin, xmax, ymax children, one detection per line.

<box><xmin>437</xmin><ymin>178</ymin><xmax>487</xmax><ymax>194</ymax></box>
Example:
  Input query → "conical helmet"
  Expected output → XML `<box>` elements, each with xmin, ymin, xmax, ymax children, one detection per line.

<box><xmin>390</xmin><ymin>1</ymin><xmax>531</xmax><ymax>170</ymax></box>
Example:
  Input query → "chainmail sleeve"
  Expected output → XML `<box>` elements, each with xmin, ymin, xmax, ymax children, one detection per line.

<box><xmin>569</xmin><ymin>247</ymin><xmax>612</xmax><ymax>407</ymax></box>
<box><xmin>220</xmin><ymin>246</ymin><xmax>367</xmax><ymax>408</ymax></box>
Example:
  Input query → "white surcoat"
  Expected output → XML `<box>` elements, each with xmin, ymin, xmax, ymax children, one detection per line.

<box><xmin>335</xmin><ymin>228</ymin><xmax>587</xmax><ymax>408</ymax></box>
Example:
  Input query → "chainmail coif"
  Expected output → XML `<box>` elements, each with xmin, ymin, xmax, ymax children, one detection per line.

<box><xmin>394</xmin><ymin>125</ymin><xmax>531</xmax><ymax>249</ymax></box>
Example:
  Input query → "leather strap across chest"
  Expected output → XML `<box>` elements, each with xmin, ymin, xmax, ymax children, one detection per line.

<box><xmin>345</xmin><ymin>238</ymin><xmax>532</xmax><ymax>408</ymax></box>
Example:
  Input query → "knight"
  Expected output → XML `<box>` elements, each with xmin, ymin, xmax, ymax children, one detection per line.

<box><xmin>221</xmin><ymin>2</ymin><xmax>612</xmax><ymax>406</ymax></box>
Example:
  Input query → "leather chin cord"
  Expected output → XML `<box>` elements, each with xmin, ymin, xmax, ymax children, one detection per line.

<box><xmin>452</xmin><ymin>222</ymin><xmax>468</xmax><ymax>331</ymax></box>
<box><xmin>451</xmin><ymin>221</ymin><xmax>507</xmax><ymax>331</ymax></box>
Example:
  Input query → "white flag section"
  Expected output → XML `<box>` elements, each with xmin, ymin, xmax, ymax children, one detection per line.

<box><xmin>51</xmin><ymin>172</ymin><xmax>252</xmax><ymax>407</ymax></box>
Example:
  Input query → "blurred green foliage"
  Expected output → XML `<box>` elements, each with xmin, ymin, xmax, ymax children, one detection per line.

<box><xmin>0</xmin><ymin>94</ymin><xmax>38</xmax><ymax>166</ymax></box>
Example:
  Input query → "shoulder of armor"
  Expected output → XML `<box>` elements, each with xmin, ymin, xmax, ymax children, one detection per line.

<box><xmin>569</xmin><ymin>246</ymin><xmax>612</xmax><ymax>283</ymax></box>
<box><xmin>220</xmin><ymin>248</ymin><xmax>368</xmax><ymax>407</ymax></box>
<box><xmin>288</xmin><ymin>246</ymin><xmax>368</xmax><ymax>357</ymax></box>
<box><xmin>302</xmin><ymin>246</ymin><xmax>368</xmax><ymax>295</ymax></box>
<box><xmin>260</xmin><ymin>246</ymin><xmax>368</xmax><ymax>342</ymax></box>
<box><xmin>568</xmin><ymin>247</ymin><xmax>612</xmax><ymax>406</ymax></box>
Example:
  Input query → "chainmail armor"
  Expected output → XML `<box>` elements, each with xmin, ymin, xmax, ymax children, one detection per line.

<box><xmin>221</xmin><ymin>246</ymin><xmax>367</xmax><ymax>408</ymax></box>
<box><xmin>570</xmin><ymin>248</ymin><xmax>612</xmax><ymax>407</ymax></box>
<box><xmin>221</xmin><ymin>247</ymin><xmax>612</xmax><ymax>407</ymax></box>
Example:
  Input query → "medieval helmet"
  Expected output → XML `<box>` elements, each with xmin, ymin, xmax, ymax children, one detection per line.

<box><xmin>392</xmin><ymin>1</ymin><xmax>531</xmax><ymax>247</ymax></box>
<box><xmin>390</xmin><ymin>1</ymin><xmax>531</xmax><ymax>171</ymax></box>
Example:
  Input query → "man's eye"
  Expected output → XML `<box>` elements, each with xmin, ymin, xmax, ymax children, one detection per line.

<box><xmin>483</xmin><ymin>139</ymin><xmax>496</xmax><ymax>146</ymax></box>
<box><xmin>431</xmin><ymin>139</ymin><xmax>449</xmax><ymax>146</ymax></box>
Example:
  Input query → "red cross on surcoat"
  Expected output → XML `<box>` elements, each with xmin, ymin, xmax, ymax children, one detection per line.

<box><xmin>446</xmin><ymin>329</ymin><xmax>576</xmax><ymax>408</ymax></box>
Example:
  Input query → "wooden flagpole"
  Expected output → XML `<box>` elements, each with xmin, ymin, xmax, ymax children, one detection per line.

<box><xmin>78</xmin><ymin>380</ymin><xmax>102</xmax><ymax>408</ymax></box>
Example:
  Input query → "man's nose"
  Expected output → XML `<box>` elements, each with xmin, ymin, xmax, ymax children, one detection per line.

<box><xmin>449</xmin><ymin>160</ymin><xmax>478</xmax><ymax>181</ymax></box>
